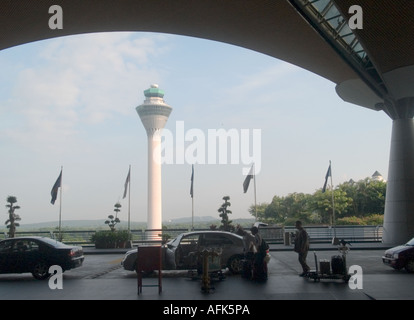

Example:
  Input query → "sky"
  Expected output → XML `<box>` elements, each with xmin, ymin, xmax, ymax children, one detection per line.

<box><xmin>0</xmin><ymin>31</ymin><xmax>392</xmax><ymax>226</ymax></box>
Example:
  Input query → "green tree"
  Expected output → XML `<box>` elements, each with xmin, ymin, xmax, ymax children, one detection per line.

<box><xmin>258</xmin><ymin>193</ymin><xmax>313</xmax><ymax>225</ymax></box>
<box><xmin>266</xmin><ymin>195</ymin><xmax>289</xmax><ymax>224</ymax></box>
<box><xmin>218</xmin><ymin>196</ymin><xmax>234</xmax><ymax>231</ymax></box>
<box><xmin>105</xmin><ymin>202</ymin><xmax>121</xmax><ymax>231</ymax></box>
<box><xmin>248</xmin><ymin>202</ymin><xmax>269</xmax><ymax>222</ymax></box>
<box><xmin>113</xmin><ymin>202</ymin><xmax>122</xmax><ymax>217</ymax></box>
<box><xmin>310</xmin><ymin>189</ymin><xmax>353</xmax><ymax>225</ymax></box>
<box><xmin>338</xmin><ymin>178</ymin><xmax>386</xmax><ymax>217</ymax></box>
<box><xmin>5</xmin><ymin>196</ymin><xmax>21</xmax><ymax>238</ymax></box>
<box><xmin>358</xmin><ymin>178</ymin><xmax>386</xmax><ymax>215</ymax></box>
<box><xmin>283</xmin><ymin>192</ymin><xmax>312</xmax><ymax>223</ymax></box>
<box><xmin>249</xmin><ymin>176</ymin><xmax>386</xmax><ymax>226</ymax></box>
<box><xmin>338</xmin><ymin>180</ymin><xmax>359</xmax><ymax>216</ymax></box>
<box><xmin>262</xmin><ymin>196</ymin><xmax>283</xmax><ymax>223</ymax></box>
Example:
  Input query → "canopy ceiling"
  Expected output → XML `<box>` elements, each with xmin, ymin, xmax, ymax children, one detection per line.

<box><xmin>1</xmin><ymin>0</ymin><xmax>413</xmax><ymax>112</ymax></box>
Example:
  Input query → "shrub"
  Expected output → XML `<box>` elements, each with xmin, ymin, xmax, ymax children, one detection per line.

<box><xmin>337</xmin><ymin>216</ymin><xmax>365</xmax><ymax>225</ymax></box>
<box><xmin>336</xmin><ymin>214</ymin><xmax>384</xmax><ymax>226</ymax></box>
<box><xmin>363</xmin><ymin>214</ymin><xmax>384</xmax><ymax>225</ymax></box>
<box><xmin>91</xmin><ymin>230</ymin><xmax>131</xmax><ymax>248</ymax></box>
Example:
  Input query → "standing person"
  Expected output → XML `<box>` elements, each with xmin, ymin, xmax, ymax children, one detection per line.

<box><xmin>237</xmin><ymin>225</ymin><xmax>268</xmax><ymax>281</ymax></box>
<box><xmin>294</xmin><ymin>220</ymin><xmax>310</xmax><ymax>276</ymax></box>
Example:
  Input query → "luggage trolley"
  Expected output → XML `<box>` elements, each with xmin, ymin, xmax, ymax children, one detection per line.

<box><xmin>187</xmin><ymin>247</ymin><xmax>225</xmax><ymax>293</ymax></box>
<box><xmin>305</xmin><ymin>239</ymin><xmax>352</xmax><ymax>283</ymax></box>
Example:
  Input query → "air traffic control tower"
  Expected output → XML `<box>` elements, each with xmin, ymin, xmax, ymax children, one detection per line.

<box><xmin>136</xmin><ymin>84</ymin><xmax>172</xmax><ymax>239</ymax></box>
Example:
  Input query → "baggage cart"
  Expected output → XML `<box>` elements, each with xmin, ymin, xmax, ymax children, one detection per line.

<box><xmin>305</xmin><ymin>239</ymin><xmax>352</xmax><ymax>283</ymax></box>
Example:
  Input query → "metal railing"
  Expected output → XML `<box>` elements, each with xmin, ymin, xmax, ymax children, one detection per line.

<box><xmin>4</xmin><ymin>225</ymin><xmax>383</xmax><ymax>246</ymax></box>
<box><xmin>282</xmin><ymin>225</ymin><xmax>383</xmax><ymax>244</ymax></box>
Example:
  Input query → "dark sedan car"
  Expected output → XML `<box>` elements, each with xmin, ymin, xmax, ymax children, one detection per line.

<box><xmin>0</xmin><ymin>236</ymin><xmax>84</xmax><ymax>279</ymax></box>
<box><xmin>122</xmin><ymin>231</ymin><xmax>247</xmax><ymax>274</ymax></box>
<box><xmin>382</xmin><ymin>237</ymin><xmax>414</xmax><ymax>272</ymax></box>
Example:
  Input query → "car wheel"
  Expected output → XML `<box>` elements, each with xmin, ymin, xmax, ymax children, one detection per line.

<box><xmin>228</xmin><ymin>255</ymin><xmax>243</xmax><ymax>274</ymax></box>
<box><xmin>405</xmin><ymin>259</ymin><xmax>414</xmax><ymax>273</ymax></box>
<box><xmin>32</xmin><ymin>261</ymin><xmax>50</xmax><ymax>280</ymax></box>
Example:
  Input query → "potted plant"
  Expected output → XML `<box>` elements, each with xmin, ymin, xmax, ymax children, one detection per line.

<box><xmin>91</xmin><ymin>230</ymin><xmax>132</xmax><ymax>249</ymax></box>
<box><xmin>91</xmin><ymin>231</ymin><xmax>116</xmax><ymax>249</ymax></box>
<box><xmin>116</xmin><ymin>230</ymin><xmax>132</xmax><ymax>248</ymax></box>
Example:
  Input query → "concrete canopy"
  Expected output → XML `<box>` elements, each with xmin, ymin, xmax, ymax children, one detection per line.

<box><xmin>0</xmin><ymin>1</ymin><xmax>356</xmax><ymax>82</ymax></box>
<box><xmin>334</xmin><ymin>0</ymin><xmax>414</xmax><ymax>75</ymax></box>
<box><xmin>2</xmin><ymin>1</ymin><xmax>413</xmax><ymax>109</ymax></box>
<box><xmin>333</xmin><ymin>0</ymin><xmax>414</xmax><ymax>115</ymax></box>
<box><xmin>2</xmin><ymin>1</ymin><xmax>413</xmax><ymax>111</ymax></box>
<box><xmin>0</xmin><ymin>1</ymin><xmax>387</xmax><ymax>105</ymax></box>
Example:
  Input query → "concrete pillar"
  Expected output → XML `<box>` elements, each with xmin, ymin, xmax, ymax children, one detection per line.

<box><xmin>383</xmin><ymin>100</ymin><xmax>414</xmax><ymax>244</ymax></box>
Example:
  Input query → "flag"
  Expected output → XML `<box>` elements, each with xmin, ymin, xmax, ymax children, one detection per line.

<box><xmin>243</xmin><ymin>164</ymin><xmax>254</xmax><ymax>193</ymax></box>
<box><xmin>123</xmin><ymin>167</ymin><xmax>130</xmax><ymax>199</ymax></box>
<box><xmin>322</xmin><ymin>163</ymin><xmax>331</xmax><ymax>193</ymax></box>
<box><xmin>50</xmin><ymin>169</ymin><xmax>62</xmax><ymax>205</ymax></box>
<box><xmin>190</xmin><ymin>164</ymin><xmax>194</xmax><ymax>198</ymax></box>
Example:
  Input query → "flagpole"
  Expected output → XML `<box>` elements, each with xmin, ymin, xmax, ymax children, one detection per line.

<box><xmin>243</xmin><ymin>163</ymin><xmax>256</xmax><ymax>220</ymax></box>
<box><xmin>59</xmin><ymin>166</ymin><xmax>63</xmax><ymax>241</ymax></box>
<box><xmin>191</xmin><ymin>164</ymin><xmax>194</xmax><ymax>231</ymax></box>
<box><xmin>253</xmin><ymin>163</ymin><xmax>257</xmax><ymax>221</ymax></box>
<box><xmin>329</xmin><ymin>160</ymin><xmax>336</xmax><ymax>239</ymax></box>
<box><xmin>128</xmin><ymin>165</ymin><xmax>131</xmax><ymax>232</ymax></box>
<box><xmin>192</xmin><ymin>194</ymin><xmax>194</xmax><ymax>231</ymax></box>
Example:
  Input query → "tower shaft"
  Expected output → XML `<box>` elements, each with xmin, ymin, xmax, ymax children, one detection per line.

<box><xmin>136</xmin><ymin>84</ymin><xmax>172</xmax><ymax>240</ymax></box>
<box><xmin>147</xmin><ymin>130</ymin><xmax>162</xmax><ymax>232</ymax></box>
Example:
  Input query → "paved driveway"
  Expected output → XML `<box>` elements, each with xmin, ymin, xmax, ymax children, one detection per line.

<box><xmin>0</xmin><ymin>250</ymin><xmax>412</xmax><ymax>300</ymax></box>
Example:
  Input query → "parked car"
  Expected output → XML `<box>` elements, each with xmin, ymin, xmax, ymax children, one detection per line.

<box><xmin>122</xmin><ymin>231</ymin><xmax>247</xmax><ymax>274</ymax></box>
<box><xmin>382</xmin><ymin>237</ymin><xmax>414</xmax><ymax>272</ymax></box>
<box><xmin>0</xmin><ymin>236</ymin><xmax>84</xmax><ymax>279</ymax></box>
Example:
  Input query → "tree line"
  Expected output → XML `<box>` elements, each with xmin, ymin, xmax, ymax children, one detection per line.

<box><xmin>249</xmin><ymin>177</ymin><xmax>386</xmax><ymax>226</ymax></box>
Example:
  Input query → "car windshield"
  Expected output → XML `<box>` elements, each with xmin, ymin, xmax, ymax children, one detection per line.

<box><xmin>406</xmin><ymin>238</ymin><xmax>414</xmax><ymax>246</ymax></box>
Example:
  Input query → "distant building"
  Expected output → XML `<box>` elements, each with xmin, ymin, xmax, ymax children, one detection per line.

<box><xmin>371</xmin><ymin>171</ymin><xmax>386</xmax><ymax>182</ymax></box>
<box><xmin>347</xmin><ymin>172</ymin><xmax>386</xmax><ymax>184</ymax></box>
